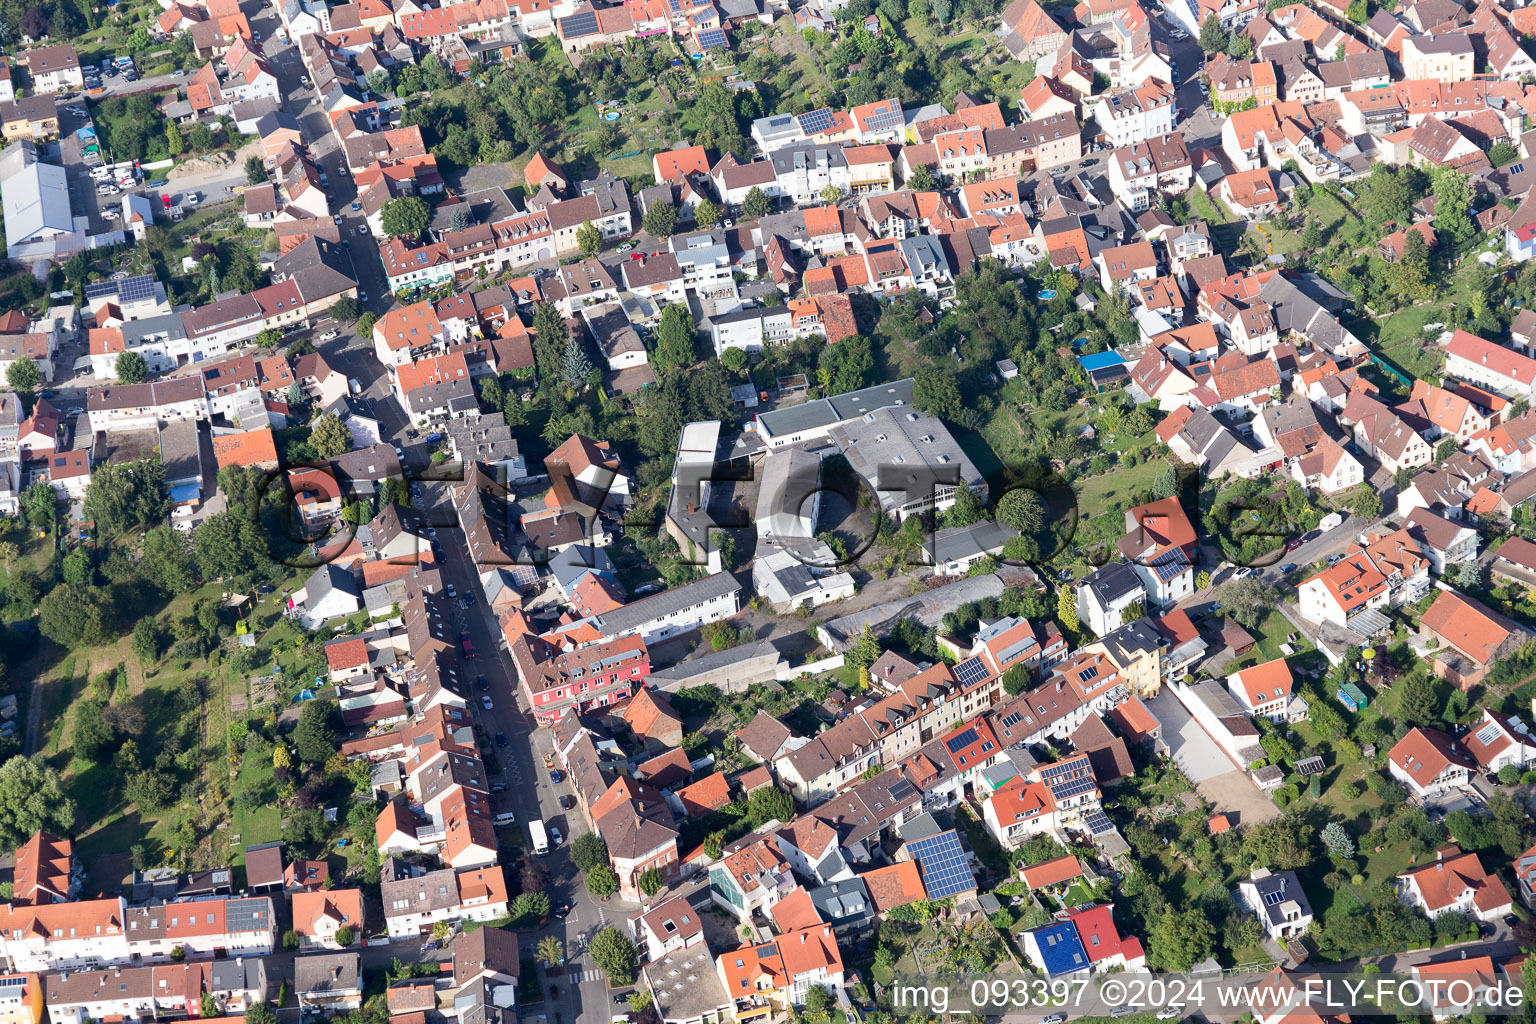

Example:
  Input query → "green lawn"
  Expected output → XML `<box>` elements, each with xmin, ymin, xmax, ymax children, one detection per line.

<box><xmin>1227</xmin><ymin>609</ymin><xmax>1313</xmax><ymax>670</ymax></box>
<box><xmin>1073</xmin><ymin>457</ymin><xmax>1170</xmax><ymax>512</ymax></box>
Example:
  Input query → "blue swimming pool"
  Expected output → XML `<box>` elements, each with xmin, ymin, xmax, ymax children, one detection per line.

<box><xmin>1036</xmin><ymin>289</ymin><xmax>1057</xmax><ymax>300</ymax></box>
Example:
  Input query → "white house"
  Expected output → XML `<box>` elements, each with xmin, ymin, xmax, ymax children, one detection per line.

<box><xmin>1226</xmin><ymin>657</ymin><xmax>1294</xmax><ymax>723</ymax></box>
<box><xmin>1389</xmin><ymin>727</ymin><xmax>1476</xmax><ymax>802</ymax></box>
<box><xmin>1238</xmin><ymin>868</ymin><xmax>1313</xmax><ymax>940</ymax></box>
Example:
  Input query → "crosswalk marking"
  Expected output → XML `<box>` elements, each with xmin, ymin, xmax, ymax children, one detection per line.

<box><xmin>568</xmin><ymin>969</ymin><xmax>604</xmax><ymax>984</ymax></box>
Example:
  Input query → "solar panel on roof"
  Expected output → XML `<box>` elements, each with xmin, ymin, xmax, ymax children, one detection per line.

<box><xmin>698</xmin><ymin>27</ymin><xmax>727</xmax><ymax>47</ymax></box>
<box><xmin>1083</xmin><ymin>808</ymin><xmax>1114</xmax><ymax>835</ymax></box>
<box><xmin>861</xmin><ymin>102</ymin><xmax>904</xmax><ymax>132</ymax></box>
<box><xmin>954</xmin><ymin>656</ymin><xmax>989</xmax><ymax>689</ymax></box>
<box><xmin>944</xmin><ymin>727</ymin><xmax>979</xmax><ymax>754</ymax></box>
<box><xmin>796</xmin><ymin>107</ymin><xmax>834</xmax><ymax>134</ymax></box>
<box><xmin>907</xmin><ymin>830</ymin><xmax>976</xmax><ymax>899</ymax></box>
<box><xmin>561</xmin><ymin>7</ymin><xmax>598</xmax><ymax>34</ymax></box>
<box><xmin>886</xmin><ymin>779</ymin><xmax>915</xmax><ymax>802</ymax></box>
<box><xmin>118</xmin><ymin>275</ymin><xmax>156</xmax><ymax>304</ymax></box>
<box><xmin>1262</xmin><ymin>888</ymin><xmax>1287</xmax><ymax>906</ymax></box>
<box><xmin>85</xmin><ymin>279</ymin><xmax>119</xmax><ymax>300</ymax></box>
<box><xmin>1049</xmin><ymin>775</ymin><xmax>1096</xmax><ymax>800</ymax></box>
<box><xmin>1001</xmin><ymin>711</ymin><xmax>1023</xmax><ymax>729</ymax></box>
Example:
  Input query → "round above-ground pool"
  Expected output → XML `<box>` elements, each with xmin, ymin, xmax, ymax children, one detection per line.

<box><xmin>1036</xmin><ymin>289</ymin><xmax>1057</xmax><ymax>300</ymax></box>
<box><xmin>691</xmin><ymin>52</ymin><xmax>705</xmax><ymax>59</ymax></box>
<box><xmin>603</xmin><ymin>111</ymin><xmax>621</xmax><ymax>121</ymax></box>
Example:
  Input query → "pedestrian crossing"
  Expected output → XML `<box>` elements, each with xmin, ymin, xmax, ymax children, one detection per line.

<box><xmin>569</xmin><ymin>969</ymin><xmax>604</xmax><ymax>984</ymax></box>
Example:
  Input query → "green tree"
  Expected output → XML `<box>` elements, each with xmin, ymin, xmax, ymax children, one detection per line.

<box><xmin>84</xmin><ymin>459</ymin><xmax>169</xmax><ymax>535</ymax></box>
<box><xmin>21</xmin><ymin>481</ymin><xmax>56</xmax><ymax>532</ymax></box>
<box><xmin>1222</xmin><ymin>575</ymin><xmax>1281</xmax><ymax>629</ymax></box>
<box><xmin>1346</xmin><ymin>0</ymin><xmax>1367</xmax><ymax>21</ymax></box>
<box><xmin>245</xmin><ymin>1003</ymin><xmax>278</xmax><ymax>1024</ymax></box>
<box><xmin>0</xmin><ymin>756</ymin><xmax>76</xmax><ymax>850</ymax></box>
<box><xmin>245</xmin><ymin>155</ymin><xmax>269</xmax><ymax>185</ymax></box>
<box><xmin>131</xmin><ymin>618</ymin><xmax>160</xmax><ymax>664</ymax></box>
<box><xmin>913</xmin><ymin>365</ymin><xmax>962</xmax><ymax>419</ymax></box>
<box><xmin>846</xmin><ymin>626</ymin><xmax>881</xmax><ymax>669</ymax></box>
<box><xmin>1147</xmin><ymin>907</ymin><xmax>1215</xmax><ymax>971</ymax></box>
<box><xmin>944</xmin><ymin>485</ymin><xmax>984</xmax><ymax>528</ymax></box>
<box><xmin>576</xmin><ymin>219</ymin><xmax>602</xmax><ymax>257</ymax></box>
<box><xmin>293</xmin><ymin>699</ymin><xmax>340</xmax><ymax>764</ymax></box>
<box><xmin>115</xmin><ymin>350</ymin><xmax>148</xmax><ymax>383</ymax></box>
<box><xmin>1391</xmin><ymin>228</ymin><xmax>1434</xmax><ymax>302</ymax></box>
<box><xmin>1351</xmin><ymin>486</ymin><xmax>1382</xmax><ymax>520</ymax></box>
<box><xmin>589</xmin><ymin>927</ymin><xmax>638</xmax><ymax>985</ymax></box>
<box><xmin>1001</xmin><ymin>663</ymin><xmax>1031</xmax><ymax>695</ymax></box>
<box><xmin>335</xmin><ymin>925</ymin><xmax>354</xmax><ymax>946</ymax></box>
<box><xmin>38</xmin><ymin>586</ymin><xmax>111</xmax><ymax>648</ymax></box>
<box><xmin>997</xmin><ymin>489</ymin><xmax>1045</xmax><ymax>533</ymax></box>
<box><xmin>166</xmin><ymin>121</ymin><xmax>185</xmax><ymax>156</ymax></box>
<box><xmin>5</xmin><ymin>357</ymin><xmax>40</xmax><ymax>395</ymax></box>
<box><xmin>907</xmin><ymin>163</ymin><xmax>938</xmax><ymax>191</ymax></box>
<box><xmin>819</xmin><ymin>184</ymin><xmax>843</xmax><ymax>205</ymax></box>
<box><xmin>255</xmin><ymin>328</ymin><xmax>283</xmax><ymax>349</ymax></box>
<box><xmin>571</xmin><ymin>831</ymin><xmax>609</xmax><ymax>872</ymax></box>
<box><xmin>741</xmin><ymin>186</ymin><xmax>771</xmax><ymax>219</ymax></box>
<box><xmin>561</xmin><ymin>336</ymin><xmax>593</xmax><ymax>389</ymax></box>
<box><xmin>804</xmin><ymin>985</ymin><xmax>832</xmax><ymax>1017</ymax></box>
<box><xmin>1395</xmin><ymin>671</ymin><xmax>1437</xmax><ymax>727</ymax></box>
<box><xmin>536</xmin><ymin>936</ymin><xmax>566</xmax><ymax>966</ymax></box>
<box><xmin>1199</xmin><ymin>13</ymin><xmax>1229</xmax><ymax>52</ymax></box>
<box><xmin>310</xmin><ymin>413</ymin><xmax>352</xmax><ymax>459</ymax></box>
<box><xmin>746</xmin><ymin>785</ymin><xmax>793</xmax><ymax>827</ymax></box>
<box><xmin>1058</xmin><ymin>585</ymin><xmax>1079</xmax><ymax>635</ymax></box>
<box><xmin>1435</xmin><ymin>436</ymin><xmax>1461</xmax><ymax>463</ymax></box>
<box><xmin>330</xmin><ymin>296</ymin><xmax>360</xmax><ymax>323</ymax></box>
<box><xmin>1432</xmin><ymin>166</ymin><xmax>1476</xmax><ymax>248</ymax></box>
<box><xmin>653</xmin><ymin>304</ymin><xmax>697</xmax><ymax>374</ymax></box>
<box><xmin>638</xmin><ymin>867</ymin><xmax>664</xmax><ymax>898</ymax></box>
<box><xmin>586</xmin><ymin>864</ymin><xmax>619</xmax><ymax>898</ymax></box>
<box><xmin>530</xmin><ymin>302</ymin><xmax>568</xmax><ymax>382</ymax></box>
<box><xmin>1247</xmin><ymin>813</ymin><xmax>1315</xmax><ymax>870</ymax></box>
<box><xmin>381</xmin><ymin>196</ymin><xmax>431</xmax><ymax>238</ymax></box>
<box><xmin>694</xmin><ymin>198</ymin><xmax>721</xmax><ymax>228</ymax></box>
<box><xmin>642</xmin><ymin>202</ymin><xmax>678</xmax><ymax>237</ymax></box>
<box><xmin>721</xmin><ymin>348</ymin><xmax>748</xmax><ymax>372</ymax></box>
<box><xmin>356</xmin><ymin>312</ymin><xmax>377</xmax><ymax>338</ymax></box>
<box><xmin>1321</xmin><ymin>821</ymin><xmax>1355</xmax><ymax>858</ymax></box>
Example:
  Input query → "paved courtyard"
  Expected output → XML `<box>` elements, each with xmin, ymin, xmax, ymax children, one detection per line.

<box><xmin>1146</xmin><ymin>688</ymin><xmax>1280</xmax><ymax>827</ymax></box>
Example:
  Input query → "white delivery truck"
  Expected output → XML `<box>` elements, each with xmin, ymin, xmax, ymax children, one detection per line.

<box><xmin>529</xmin><ymin>819</ymin><xmax>550</xmax><ymax>855</ymax></box>
<box><xmin>1318</xmin><ymin>511</ymin><xmax>1345</xmax><ymax>533</ymax></box>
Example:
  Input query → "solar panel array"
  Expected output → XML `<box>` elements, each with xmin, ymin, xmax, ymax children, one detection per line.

<box><xmin>116</xmin><ymin>275</ymin><xmax>157</xmax><ymax>304</ymax></box>
<box><xmin>861</xmin><ymin>101</ymin><xmax>904</xmax><ymax>132</ymax></box>
<box><xmin>85</xmin><ymin>279</ymin><xmax>119</xmax><ymax>300</ymax></box>
<box><xmin>796</xmin><ymin>107</ymin><xmax>835</xmax><ymax>134</ymax></box>
<box><xmin>561</xmin><ymin>7</ymin><xmax>598</xmax><ymax>34</ymax></box>
<box><xmin>907</xmin><ymin>830</ymin><xmax>976</xmax><ymax>899</ymax></box>
<box><xmin>697</xmin><ymin>27</ymin><xmax>727</xmax><ymax>47</ymax></box>
<box><xmin>954</xmin><ymin>656</ymin><xmax>989</xmax><ymax>689</ymax></box>
<box><xmin>1000</xmin><ymin>711</ymin><xmax>1023</xmax><ymax>729</ymax></box>
<box><xmin>886</xmin><ymin>779</ymin><xmax>916</xmax><ymax>802</ymax></box>
<box><xmin>944</xmin><ymin>727</ymin><xmax>979</xmax><ymax>755</ymax></box>
<box><xmin>1083</xmin><ymin>808</ymin><xmax>1114</xmax><ymax>835</ymax></box>
<box><xmin>1038</xmin><ymin>760</ymin><xmax>1082</xmax><ymax>783</ymax></box>
<box><xmin>1152</xmin><ymin>549</ymin><xmax>1188</xmax><ymax>583</ymax></box>
<box><xmin>1049</xmin><ymin>775</ymin><xmax>1096</xmax><ymax>800</ymax></box>
<box><xmin>1262</xmin><ymin>888</ymin><xmax>1287</xmax><ymax>906</ymax></box>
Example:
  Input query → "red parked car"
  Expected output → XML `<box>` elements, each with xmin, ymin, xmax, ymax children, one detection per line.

<box><xmin>460</xmin><ymin>632</ymin><xmax>475</xmax><ymax>658</ymax></box>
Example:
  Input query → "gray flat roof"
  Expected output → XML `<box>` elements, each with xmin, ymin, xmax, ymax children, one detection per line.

<box><xmin>756</xmin><ymin>377</ymin><xmax>914</xmax><ymax>440</ymax></box>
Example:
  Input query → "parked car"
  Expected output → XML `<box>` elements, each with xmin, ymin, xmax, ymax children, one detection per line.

<box><xmin>476</xmin><ymin>675</ymin><xmax>489</xmax><ymax>692</ymax></box>
<box><xmin>463</xmin><ymin>593</ymin><xmax>475</xmax><ymax>607</ymax></box>
<box><xmin>461</xmin><ymin>633</ymin><xmax>475</xmax><ymax>658</ymax></box>
<box><xmin>559</xmin><ymin>795</ymin><xmax>574</xmax><ymax>809</ymax></box>
<box><xmin>171</xmin><ymin>69</ymin><xmax>185</xmax><ymax>77</ymax></box>
<box><xmin>446</xmin><ymin>583</ymin><xmax>457</xmax><ymax>598</ymax></box>
<box><xmin>548</xmin><ymin>770</ymin><xmax>563</xmax><ymax>784</ymax></box>
<box><xmin>480</xmin><ymin>695</ymin><xmax>493</xmax><ymax>710</ymax></box>
<box><xmin>1280</xmin><ymin>563</ymin><xmax>1297</xmax><ymax>574</ymax></box>
<box><xmin>496</xmin><ymin>731</ymin><xmax>507</xmax><ymax>747</ymax></box>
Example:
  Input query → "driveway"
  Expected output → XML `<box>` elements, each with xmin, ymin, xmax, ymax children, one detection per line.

<box><xmin>1146</xmin><ymin>688</ymin><xmax>1233</xmax><ymax>783</ymax></box>
<box><xmin>1145</xmin><ymin>689</ymin><xmax>1279</xmax><ymax>826</ymax></box>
